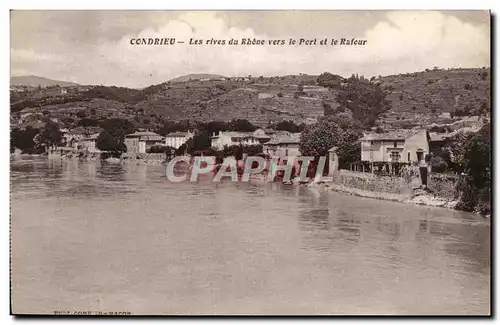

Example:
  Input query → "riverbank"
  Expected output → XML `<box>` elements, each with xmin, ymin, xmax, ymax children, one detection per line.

<box><xmin>305</xmin><ymin>179</ymin><xmax>490</xmax><ymax>217</ymax></box>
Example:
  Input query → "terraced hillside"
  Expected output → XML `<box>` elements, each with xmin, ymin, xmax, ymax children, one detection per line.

<box><xmin>377</xmin><ymin>68</ymin><xmax>490</xmax><ymax>129</ymax></box>
<box><xmin>10</xmin><ymin>68</ymin><xmax>491</xmax><ymax>131</ymax></box>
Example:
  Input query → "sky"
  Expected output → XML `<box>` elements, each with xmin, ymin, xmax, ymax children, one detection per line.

<box><xmin>10</xmin><ymin>10</ymin><xmax>491</xmax><ymax>88</ymax></box>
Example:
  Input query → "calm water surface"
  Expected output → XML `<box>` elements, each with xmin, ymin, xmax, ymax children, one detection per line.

<box><xmin>10</xmin><ymin>156</ymin><xmax>490</xmax><ymax>315</ymax></box>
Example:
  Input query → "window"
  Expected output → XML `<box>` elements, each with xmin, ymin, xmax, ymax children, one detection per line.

<box><xmin>370</xmin><ymin>141</ymin><xmax>374</xmax><ymax>145</ymax></box>
<box><xmin>390</xmin><ymin>151</ymin><xmax>401</xmax><ymax>162</ymax></box>
<box><xmin>408</xmin><ymin>152</ymin><xmax>411</xmax><ymax>161</ymax></box>
<box><xmin>393</xmin><ymin>141</ymin><xmax>397</xmax><ymax>148</ymax></box>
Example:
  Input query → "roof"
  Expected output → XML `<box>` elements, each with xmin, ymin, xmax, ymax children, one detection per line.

<box><xmin>125</xmin><ymin>131</ymin><xmax>164</xmax><ymax>141</ymax></box>
<box><xmin>166</xmin><ymin>132</ymin><xmax>192</xmax><ymax>137</ymax></box>
<box><xmin>211</xmin><ymin>130</ymin><xmax>271</xmax><ymax>140</ymax></box>
<box><xmin>360</xmin><ymin>129</ymin><xmax>425</xmax><ymax>141</ymax></box>
<box><xmin>328</xmin><ymin>146</ymin><xmax>338</xmax><ymax>152</ymax></box>
<box><xmin>126</xmin><ymin>131</ymin><xmax>160</xmax><ymax>137</ymax></box>
<box><xmin>83</xmin><ymin>133</ymin><xmax>100</xmax><ymax>140</ymax></box>
<box><xmin>264</xmin><ymin>134</ymin><xmax>301</xmax><ymax>145</ymax></box>
<box><xmin>429</xmin><ymin>132</ymin><xmax>445</xmax><ymax>142</ymax></box>
<box><xmin>211</xmin><ymin>131</ymin><xmax>250</xmax><ymax>138</ymax></box>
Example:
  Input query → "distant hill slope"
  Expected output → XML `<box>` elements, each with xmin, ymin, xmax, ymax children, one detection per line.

<box><xmin>11</xmin><ymin>75</ymin><xmax>79</xmax><ymax>87</ymax></box>
<box><xmin>9</xmin><ymin>68</ymin><xmax>491</xmax><ymax>131</ymax></box>
<box><xmin>168</xmin><ymin>74</ymin><xmax>226</xmax><ymax>83</ymax></box>
<box><xmin>377</xmin><ymin>67</ymin><xmax>490</xmax><ymax>129</ymax></box>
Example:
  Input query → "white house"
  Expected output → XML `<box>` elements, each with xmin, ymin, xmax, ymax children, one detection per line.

<box><xmin>210</xmin><ymin>130</ymin><xmax>270</xmax><ymax>150</ymax></box>
<box><xmin>165</xmin><ymin>131</ymin><xmax>194</xmax><ymax>149</ymax></box>
<box><xmin>360</xmin><ymin>129</ymin><xmax>430</xmax><ymax>164</ymax></box>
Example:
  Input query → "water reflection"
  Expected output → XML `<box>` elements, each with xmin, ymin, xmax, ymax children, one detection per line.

<box><xmin>10</xmin><ymin>157</ymin><xmax>490</xmax><ymax>315</ymax></box>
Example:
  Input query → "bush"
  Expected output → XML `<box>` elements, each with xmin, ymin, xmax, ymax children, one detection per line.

<box><xmin>455</xmin><ymin>181</ymin><xmax>477</xmax><ymax>212</ymax></box>
<box><xmin>147</xmin><ymin>145</ymin><xmax>174</xmax><ymax>154</ymax></box>
<box><xmin>430</xmin><ymin>155</ymin><xmax>448</xmax><ymax>173</ymax></box>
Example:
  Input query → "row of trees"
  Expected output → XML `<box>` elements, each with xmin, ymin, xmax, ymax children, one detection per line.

<box><xmin>155</xmin><ymin>118</ymin><xmax>307</xmax><ymax>137</ymax></box>
<box><xmin>11</xmin><ymin>122</ymin><xmax>63</xmax><ymax>154</ymax></box>
<box><xmin>11</xmin><ymin>118</ymin><xmax>137</xmax><ymax>157</ymax></box>
<box><xmin>155</xmin><ymin>119</ymin><xmax>259</xmax><ymax>136</ymax></box>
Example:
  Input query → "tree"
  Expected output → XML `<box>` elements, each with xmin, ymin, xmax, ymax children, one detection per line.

<box><xmin>228</xmin><ymin>119</ymin><xmax>256</xmax><ymax>132</ymax></box>
<box><xmin>449</xmin><ymin>131</ymin><xmax>472</xmax><ymax>172</ymax></box>
<box><xmin>334</xmin><ymin>74</ymin><xmax>391</xmax><ymax>127</ymax></box>
<box><xmin>198</xmin><ymin>121</ymin><xmax>228</xmax><ymax>135</ymax></box>
<box><xmin>449</xmin><ymin>125</ymin><xmax>491</xmax><ymax>214</ymax></box>
<box><xmin>76</xmin><ymin>111</ymin><xmax>87</xmax><ymax>118</ymax></box>
<box><xmin>156</xmin><ymin>120</ymin><xmax>192</xmax><ymax>136</ymax></box>
<box><xmin>178</xmin><ymin>131</ymin><xmax>212</xmax><ymax>155</ymax></box>
<box><xmin>275</xmin><ymin>120</ymin><xmax>304</xmax><ymax>133</ymax></box>
<box><xmin>11</xmin><ymin>127</ymin><xmax>40</xmax><ymax>153</ymax></box>
<box><xmin>78</xmin><ymin>118</ymin><xmax>100</xmax><ymax>127</ymax></box>
<box><xmin>317</xmin><ymin>72</ymin><xmax>344</xmax><ymax>88</ymax></box>
<box><xmin>38</xmin><ymin>122</ymin><xmax>62</xmax><ymax>148</ymax></box>
<box><xmin>99</xmin><ymin>118</ymin><xmax>136</xmax><ymax>139</ymax></box>
<box><xmin>96</xmin><ymin>130</ymin><xmax>126</xmax><ymax>156</ymax></box>
<box><xmin>299</xmin><ymin>115</ymin><xmax>363</xmax><ymax>160</ymax></box>
<box><xmin>462</xmin><ymin>125</ymin><xmax>490</xmax><ymax>188</ymax></box>
<box><xmin>148</xmin><ymin>145</ymin><xmax>175</xmax><ymax>154</ymax></box>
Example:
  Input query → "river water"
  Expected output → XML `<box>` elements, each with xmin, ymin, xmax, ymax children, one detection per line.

<box><xmin>10</xmin><ymin>156</ymin><xmax>490</xmax><ymax>315</ymax></box>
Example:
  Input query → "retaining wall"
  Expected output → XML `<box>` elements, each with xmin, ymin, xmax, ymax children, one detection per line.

<box><xmin>331</xmin><ymin>169</ymin><xmax>459</xmax><ymax>199</ymax></box>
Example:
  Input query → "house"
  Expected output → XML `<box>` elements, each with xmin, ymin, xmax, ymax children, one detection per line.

<box><xmin>252</xmin><ymin>129</ymin><xmax>272</xmax><ymax>144</ymax></box>
<box><xmin>59</xmin><ymin>128</ymin><xmax>71</xmax><ymax>147</ymax></box>
<box><xmin>165</xmin><ymin>131</ymin><xmax>194</xmax><ymax>149</ymax></box>
<box><xmin>210</xmin><ymin>130</ymin><xmax>270</xmax><ymax>150</ymax></box>
<box><xmin>79</xmin><ymin>133</ymin><xmax>100</xmax><ymax>152</ymax></box>
<box><xmin>360</xmin><ymin>129</ymin><xmax>430</xmax><ymax>164</ymax></box>
<box><xmin>263</xmin><ymin>133</ymin><xmax>301</xmax><ymax>158</ymax></box>
<box><xmin>125</xmin><ymin>131</ymin><xmax>164</xmax><ymax>154</ymax></box>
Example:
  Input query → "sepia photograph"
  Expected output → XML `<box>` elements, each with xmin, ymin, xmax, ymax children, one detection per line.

<box><xmin>9</xmin><ymin>9</ymin><xmax>491</xmax><ymax>316</ymax></box>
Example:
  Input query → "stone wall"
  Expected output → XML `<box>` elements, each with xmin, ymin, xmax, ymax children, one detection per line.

<box><xmin>332</xmin><ymin>169</ymin><xmax>407</xmax><ymax>194</ymax></box>
<box><xmin>330</xmin><ymin>169</ymin><xmax>459</xmax><ymax>200</ymax></box>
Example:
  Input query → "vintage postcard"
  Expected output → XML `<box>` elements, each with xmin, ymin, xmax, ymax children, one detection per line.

<box><xmin>10</xmin><ymin>10</ymin><xmax>491</xmax><ymax>316</ymax></box>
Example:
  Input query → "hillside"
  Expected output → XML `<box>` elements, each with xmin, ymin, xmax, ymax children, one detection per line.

<box><xmin>377</xmin><ymin>67</ymin><xmax>490</xmax><ymax>129</ymax></box>
<box><xmin>168</xmin><ymin>74</ymin><xmax>226</xmax><ymax>83</ymax></box>
<box><xmin>11</xmin><ymin>75</ymin><xmax>79</xmax><ymax>87</ymax></box>
<box><xmin>9</xmin><ymin>68</ymin><xmax>491</xmax><ymax>131</ymax></box>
